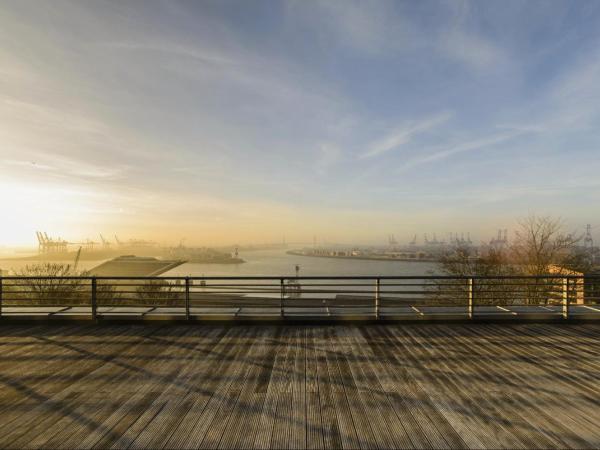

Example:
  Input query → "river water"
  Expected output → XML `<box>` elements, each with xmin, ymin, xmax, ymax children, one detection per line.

<box><xmin>165</xmin><ymin>249</ymin><xmax>440</xmax><ymax>277</ymax></box>
<box><xmin>0</xmin><ymin>248</ymin><xmax>440</xmax><ymax>277</ymax></box>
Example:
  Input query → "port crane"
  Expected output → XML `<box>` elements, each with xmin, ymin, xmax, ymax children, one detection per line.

<box><xmin>584</xmin><ymin>224</ymin><xmax>594</xmax><ymax>250</ymax></box>
<box><xmin>489</xmin><ymin>229</ymin><xmax>509</xmax><ymax>249</ymax></box>
<box><xmin>99</xmin><ymin>234</ymin><xmax>111</xmax><ymax>249</ymax></box>
<box><xmin>36</xmin><ymin>231</ymin><xmax>68</xmax><ymax>253</ymax></box>
<box><xmin>73</xmin><ymin>247</ymin><xmax>82</xmax><ymax>271</ymax></box>
<box><xmin>114</xmin><ymin>235</ymin><xmax>155</xmax><ymax>248</ymax></box>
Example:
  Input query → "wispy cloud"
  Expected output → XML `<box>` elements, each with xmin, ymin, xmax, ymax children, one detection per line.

<box><xmin>440</xmin><ymin>29</ymin><xmax>508</xmax><ymax>71</ymax></box>
<box><xmin>396</xmin><ymin>130</ymin><xmax>525</xmax><ymax>172</ymax></box>
<box><xmin>286</xmin><ymin>0</ymin><xmax>398</xmax><ymax>54</ymax></box>
<box><xmin>495</xmin><ymin>41</ymin><xmax>600</xmax><ymax>135</ymax></box>
<box><xmin>315</xmin><ymin>143</ymin><xmax>342</xmax><ymax>175</ymax></box>
<box><xmin>1</xmin><ymin>155</ymin><xmax>129</xmax><ymax>180</ymax></box>
<box><xmin>1</xmin><ymin>99</ymin><xmax>106</xmax><ymax>135</ymax></box>
<box><xmin>1</xmin><ymin>0</ymin><xmax>599</xmax><ymax>243</ymax></box>
<box><xmin>99</xmin><ymin>42</ymin><xmax>235</xmax><ymax>66</ymax></box>
<box><xmin>360</xmin><ymin>112</ymin><xmax>452</xmax><ymax>159</ymax></box>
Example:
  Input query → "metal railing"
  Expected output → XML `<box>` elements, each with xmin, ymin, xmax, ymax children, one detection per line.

<box><xmin>0</xmin><ymin>275</ymin><xmax>599</xmax><ymax>321</ymax></box>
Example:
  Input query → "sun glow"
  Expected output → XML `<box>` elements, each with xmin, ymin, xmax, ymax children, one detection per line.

<box><xmin>0</xmin><ymin>180</ymin><xmax>101</xmax><ymax>246</ymax></box>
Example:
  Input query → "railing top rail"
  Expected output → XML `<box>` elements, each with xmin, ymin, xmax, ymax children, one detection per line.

<box><xmin>0</xmin><ymin>275</ymin><xmax>596</xmax><ymax>280</ymax></box>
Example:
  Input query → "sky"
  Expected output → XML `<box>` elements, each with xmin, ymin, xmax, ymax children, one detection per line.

<box><xmin>1</xmin><ymin>0</ymin><xmax>600</xmax><ymax>247</ymax></box>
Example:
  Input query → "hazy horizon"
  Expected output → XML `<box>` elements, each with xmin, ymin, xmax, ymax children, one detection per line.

<box><xmin>2</xmin><ymin>1</ymin><xmax>600</xmax><ymax>247</ymax></box>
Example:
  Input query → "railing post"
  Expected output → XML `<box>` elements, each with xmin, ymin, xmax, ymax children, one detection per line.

<box><xmin>91</xmin><ymin>277</ymin><xmax>97</xmax><ymax>322</ymax></box>
<box><xmin>375</xmin><ymin>278</ymin><xmax>380</xmax><ymax>320</ymax></box>
<box><xmin>467</xmin><ymin>278</ymin><xmax>474</xmax><ymax>319</ymax></box>
<box><xmin>185</xmin><ymin>277</ymin><xmax>190</xmax><ymax>321</ymax></box>
<box><xmin>0</xmin><ymin>276</ymin><xmax>3</xmax><ymax>319</ymax></box>
<box><xmin>562</xmin><ymin>277</ymin><xmax>569</xmax><ymax>320</ymax></box>
<box><xmin>280</xmin><ymin>278</ymin><xmax>285</xmax><ymax>318</ymax></box>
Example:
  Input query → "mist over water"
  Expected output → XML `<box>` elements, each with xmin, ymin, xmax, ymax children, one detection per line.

<box><xmin>164</xmin><ymin>249</ymin><xmax>440</xmax><ymax>277</ymax></box>
<box><xmin>0</xmin><ymin>249</ymin><xmax>440</xmax><ymax>277</ymax></box>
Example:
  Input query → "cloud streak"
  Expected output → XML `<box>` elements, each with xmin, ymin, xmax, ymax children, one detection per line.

<box><xmin>396</xmin><ymin>130</ymin><xmax>525</xmax><ymax>172</ymax></box>
<box><xmin>1</xmin><ymin>1</ymin><xmax>599</xmax><ymax>244</ymax></box>
<box><xmin>360</xmin><ymin>112</ymin><xmax>453</xmax><ymax>159</ymax></box>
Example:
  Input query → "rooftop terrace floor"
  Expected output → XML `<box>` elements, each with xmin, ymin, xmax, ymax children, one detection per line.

<box><xmin>0</xmin><ymin>323</ymin><xmax>599</xmax><ymax>449</ymax></box>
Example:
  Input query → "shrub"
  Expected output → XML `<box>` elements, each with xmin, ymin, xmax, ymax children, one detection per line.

<box><xmin>135</xmin><ymin>279</ymin><xmax>183</xmax><ymax>306</ymax></box>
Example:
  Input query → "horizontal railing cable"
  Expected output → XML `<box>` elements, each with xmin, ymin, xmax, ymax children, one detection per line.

<box><xmin>0</xmin><ymin>274</ymin><xmax>598</xmax><ymax>321</ymax></box>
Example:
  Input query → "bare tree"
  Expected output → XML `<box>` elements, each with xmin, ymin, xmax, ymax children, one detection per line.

<box><xmin>509</xmin><ymin>215</ymin><xmax>587</xmax><ymax>305</ymax></box>
<box><xmin>510</xmin><ymin>215</ymin><xmax>584</xmax><ymax>276</ymax></box>
<box><xmin>429</xmin><ymin>244</ymin><xmax>517</xmax><ymax>306</ymax></box>
<box><xmin>14</xmin><ymin>263</ymin><xmax>89</xmax><ymax>305</ymax></box>
<box><xmin>136</xmin><ymin>279</ymin><xmax>183</xmax><ymax>306</ymax></box>
<box><xmin>439</xmin><ymin>245</ymin><xmax>514</xmax><ymax>278</ymax></box>
<box><xmin>431</xmin><ymin>216</ymin><xmax>586</xmax><ymax>306</ymax></box>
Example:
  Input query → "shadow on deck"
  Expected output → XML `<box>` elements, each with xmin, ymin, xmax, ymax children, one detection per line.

<box><xmin>0</xmin><ymin>323</ymin><xmax>599</xmax><ymax>449</ymax></box>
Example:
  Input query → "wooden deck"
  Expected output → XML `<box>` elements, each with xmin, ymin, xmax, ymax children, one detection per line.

<box><xmin>0</xmin><ymin>323</ymin><xmax>599</xmax><ymax>449</ymax></box>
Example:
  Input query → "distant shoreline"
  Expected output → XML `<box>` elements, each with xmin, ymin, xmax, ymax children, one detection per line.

<box><xmin>286</xmin><ymin>250</ymin><xmax>438</xmax><ymax>263</ymax></box>
<box><xmin>1</xmin><ymin>252</ymin><xmax>246</xmax><ymax>265</ymax></box>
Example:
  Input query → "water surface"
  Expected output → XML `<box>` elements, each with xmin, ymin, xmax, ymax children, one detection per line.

<box><xmin>0</xmin><ymin>248</ymin><xmax>440</xmax><ymax>277</ymax></box>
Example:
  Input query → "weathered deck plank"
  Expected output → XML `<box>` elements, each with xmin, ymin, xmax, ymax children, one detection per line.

<box><xmin>0</xmin><ymin>323</ymin><xmax>599</xmax><ymax>449</ymax></box>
